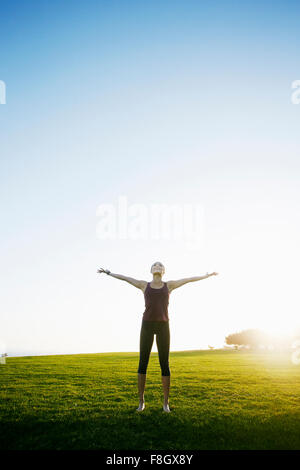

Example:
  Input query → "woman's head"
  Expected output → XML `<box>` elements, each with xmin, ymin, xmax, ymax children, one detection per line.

<box><xmin>150</xmin><ymin>261</ymin><xmax>165</xmax><ymax>277</ymax></box>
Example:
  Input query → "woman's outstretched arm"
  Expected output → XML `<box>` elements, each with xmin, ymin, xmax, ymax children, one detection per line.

<box><xmin>168</xmin><ymin>272</ymin><xmax>218</xmax><ymax>292</ymax></box>
<box><xmin>97</xmin><ymin>268</ymin><xmax>147</xmax><ymax>290</ymax></box>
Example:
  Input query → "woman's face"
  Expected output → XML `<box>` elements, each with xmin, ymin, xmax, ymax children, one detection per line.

<box><xmin>151</xmin><ymin>262</ymin><xmax>165</xmax><ymax>276</ymax></box>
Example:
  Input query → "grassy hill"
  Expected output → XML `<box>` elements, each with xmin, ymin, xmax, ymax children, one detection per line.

<box><xmin>0</xmin><ymin>349</ymin><xmax>300</xmax><ymax>450</ymax></box>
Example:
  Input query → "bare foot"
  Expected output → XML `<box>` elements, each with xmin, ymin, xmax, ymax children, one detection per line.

<box><xmin>136</xmin><ymin>401</ymin><xmax>145</xmax><ymax>412</ymax></box>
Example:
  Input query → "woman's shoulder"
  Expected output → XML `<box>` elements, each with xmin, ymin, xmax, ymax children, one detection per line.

<box><xmin>141</xmin><ymin>281</ymin><xmax>149</xmax><ymax>294</ymax></box>
<box><xmin>165</xmin><ymin>281</ymin><xmax>173</xmax><ymax>293</ymax></box>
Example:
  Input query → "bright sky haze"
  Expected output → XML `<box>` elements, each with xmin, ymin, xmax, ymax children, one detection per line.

<box><xmin>1</xmin><ymin>0</ymin><xmax>300</xmax><ymax>356</ymax></box>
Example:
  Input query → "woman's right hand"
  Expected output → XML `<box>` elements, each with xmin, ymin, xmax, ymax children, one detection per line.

<box><xmin>97</xmin><ymin>267</ymin><xmax>110</xmax><ymax>274</ymax></box>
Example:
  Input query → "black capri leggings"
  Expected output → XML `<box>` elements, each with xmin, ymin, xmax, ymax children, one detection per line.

<box><xmin>137</xmin><ymin>320</ymin><xmax>171</xmax><ymax>376</ymax></box>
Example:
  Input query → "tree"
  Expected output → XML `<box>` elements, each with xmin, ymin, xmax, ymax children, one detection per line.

<box><xmin>225</xmin><ymin>329</ymin><xmax>269</xmax><ymax>349</ymax></box>
<box><xmin>225</xmin><ymin>332</ymin><xmax>243</xmax><ymax>349</ymax></box>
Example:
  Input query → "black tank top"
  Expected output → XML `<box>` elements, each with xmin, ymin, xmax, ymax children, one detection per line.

<box><xmin>142</xmin><ymin>282</ymin><xmax>169</xmax><ymax>322</ymax></box>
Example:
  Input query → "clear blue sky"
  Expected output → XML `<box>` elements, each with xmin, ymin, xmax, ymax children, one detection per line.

<box><xmin>1</xmin><ymin>0</ymin><xmax>300</xmax><ymax>356</ymax></box>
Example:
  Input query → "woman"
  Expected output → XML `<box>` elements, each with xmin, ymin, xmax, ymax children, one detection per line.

<box><xmin>97</xmin><ymin>262</ymin><xmax>218</xmax><ymax>413</ymax></box>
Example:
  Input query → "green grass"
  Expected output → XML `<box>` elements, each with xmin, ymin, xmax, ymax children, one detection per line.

<box><xmin>1</xmin><ymin>350</ymin><xmax>300</xmax><ymax>450</ymax></box>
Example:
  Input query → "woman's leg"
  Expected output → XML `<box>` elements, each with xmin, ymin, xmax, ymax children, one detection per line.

<box><xmin>137</xmin><ymin>321</ymin><xmax>154</xmax><ymax>410</ymax></box>
<box><xmin>137</xmin><ymin>373</ymin><xmax>147</xmax><ymax>403</ymax></box>
<box><xmin>156</xmin><ymin>322</ymin><xmax>171</xmax><ymax>411</ymax></box>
